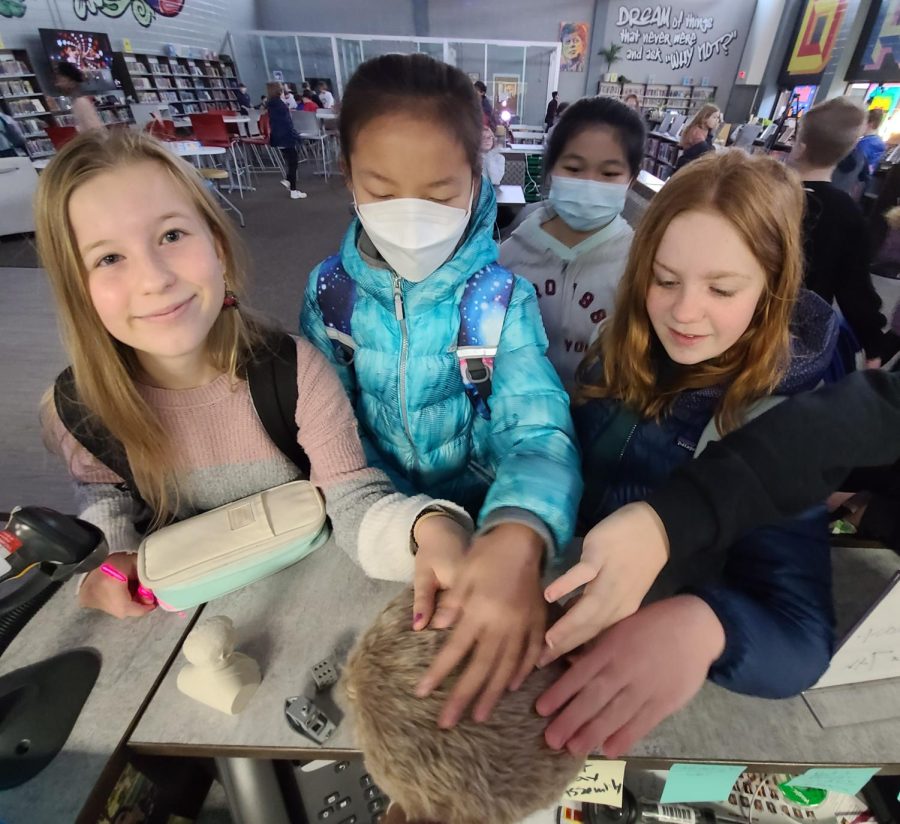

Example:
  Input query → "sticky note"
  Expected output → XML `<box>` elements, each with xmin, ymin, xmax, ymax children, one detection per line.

<box><xmin>660</xmin><ymin>763</ymin><xmax>747</xmax><ymax>803</ymax></box>
<box><xmin>563</xmin><ymin>759</ymin><xmax>627</xmax><ymax>807</ymax></box>
<box><xmin>786</xmin><ymin>768</ymin><xmax>880</xmax><ymax>796</ymax></box>
<box><xmin>123</xmin><ymin>38</ymin><xmax>133</xmax><ymax>53</ymax></box>
<box><xmin>0</xmin><ymin>34</ymin><xmax>5</xmax><ymax>49</ymax></box>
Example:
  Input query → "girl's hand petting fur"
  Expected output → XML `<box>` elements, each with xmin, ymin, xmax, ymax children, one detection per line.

<box><xmin>412</xmin><ymin>515</ymin><xmax>472</xmax><ymax>631</ymax></box>
<box><xmin>540</xmin><ymin>502</ymin><xmax>669</xmax><ymax>666</ymax></box>
<box><xmin>415</xmin><ymin>523</ymin><xmax>546</xmax><ymax>728</ymax></box>
<box><xmin>536</xmin><ymin>595</ymin><xmax>725</xmax><ymax>756</ymax></box>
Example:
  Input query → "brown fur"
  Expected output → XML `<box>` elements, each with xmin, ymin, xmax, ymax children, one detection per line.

<box><xmin>339</xmin><ymin>590</ymin><xmax>582</xmax><ymax>824</ymax></box>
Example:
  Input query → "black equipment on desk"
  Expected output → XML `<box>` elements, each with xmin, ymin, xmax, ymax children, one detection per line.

<box><xmin>583</xmin><ymin>788</ymin><xmax>743</xmax><ymax>824</ymax></box>
<box><xmin>293</xmin><ymin>758</ymin><xmax>390</xmax><ymax>824</ymax></box>
<box><xmin>0</xmin><ymin>506</ymin><xmax>108</xmax><ymax>618</ymax></box>
<box><xmin>0</xmin><ymin>506</ymin><xmax>108</xmax><ymax>789</ymax></box>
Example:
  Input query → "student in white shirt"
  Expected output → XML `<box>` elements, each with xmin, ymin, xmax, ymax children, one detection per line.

<box><xmin>54</xmin><ymin>62</ymin><xmax>104</xmax><ymax>132</ymax></box>
<box><xmin>317</xmin><ymin>82</ymin><xmax>335</xmax><ymax>109</ymax></box>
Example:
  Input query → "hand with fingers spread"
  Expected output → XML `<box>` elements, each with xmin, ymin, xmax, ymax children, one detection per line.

<box><xmin>411</xmin><ymin>514</ymin><xmax>472</xmax><ymax>631</ymax></box>
<box><xmin>415</xmin><ymin>522</ymin><xmax>547</xmax><ymax>729</ymax></box>
<box><xmin>78</xmin><ymin>551</ymin><xmax>156</xmax><ymax>619</ymax></box>
<box><xmin>540</xmin><ymin>502</ymin><xmax>669</xmax><ymax>667</ymax></box>
<box><xmin>536</xmin><ymin>595</ymin><xmax>725</xmax><ymax>757</ymax></box>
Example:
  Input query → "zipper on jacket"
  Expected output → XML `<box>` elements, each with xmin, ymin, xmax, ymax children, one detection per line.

<box><xmin>596</xmin><ymin>420</ymin><xmax>639</xmax><ymax>516</ymax></box>
<box><xmin>393</xmin><ymin>274</ymin><xmax>419</xmax><ymax>470</ymax></box>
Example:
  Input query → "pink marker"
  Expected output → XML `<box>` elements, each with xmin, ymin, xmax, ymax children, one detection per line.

<box><xmin>99</xmin><ymin>562</ymin><xmax>128</xmax><ymax>583</ymax></box>
<box><xmin>99</xmin><ymin>563</ymin><xmax>158</xmax><ymax>609</ymax></box>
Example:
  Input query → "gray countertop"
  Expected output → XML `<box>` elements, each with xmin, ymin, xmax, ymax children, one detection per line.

<box><xmin>0</xmin><ymin>580</ymin><xmax>197</xmax><ymax>824</ymax></box>
<box><xmin>130</xmin><ymin>542</ymin><xmax>900</xmax><ymax>771</ymax></box>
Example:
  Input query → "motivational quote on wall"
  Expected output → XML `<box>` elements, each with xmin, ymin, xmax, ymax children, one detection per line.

<box><xmin>616</xmin><ymin>4</ymin><xmax>739</xmax><ymax>71</ymax></box>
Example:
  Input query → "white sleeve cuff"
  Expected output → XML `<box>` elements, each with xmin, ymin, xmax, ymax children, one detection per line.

<box><xmin>357</xmin><ymin>495</ymin><xmax>473</xmax><ymax>582</ymax></box>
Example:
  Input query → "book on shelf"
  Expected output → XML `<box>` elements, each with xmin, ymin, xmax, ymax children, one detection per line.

<box><xmin>1</xmin><ymin>79</ymin><xmax>35</xmax><ymax>96</ymax></box>
<box><xmin>0</xmin><ymin>58</ymin><xmax>30</xmax><ymax>76</ymax></box>
<box><xmin>25</xmin><ymin>137</ymin><xmax>54</xmax><ymax>155</ymax></box>
<box><xmin>138</xmin><ymin>92</ymin><xmax>161</xmax><ymax>103</ymax></box>
<box><xmin>20</xmin><ymin>119</ymin><xmax>46</xmax><ymax>135</ymax></box>
<box><xmin>8</xmin><ymin>98</ymin><xmax>46</xmax><ymax>115</ymax></box>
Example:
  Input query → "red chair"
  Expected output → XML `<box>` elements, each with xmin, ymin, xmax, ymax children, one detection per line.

<box><xmin>145</xmin><ymin>118</ymin><xmax>179</xmax><ymax>141</ymax></box>
<box><xmin>239</xmin><ymin>111</ymin><xmax>284</xmax><ymax>176</ymax></box>
<box><xmin>46</xmin><ymin>125</ymin><xmax>78</xmax><ymax>150</ymax></box>
<box><xmin>188</xmin><ymin>113</ymin><xmax>247</xmax><ymax>196</ymax></box>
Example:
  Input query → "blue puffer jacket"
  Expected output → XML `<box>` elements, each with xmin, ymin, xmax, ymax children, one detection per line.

<box><xmin>576</xmin><ymin>289</ymin><xmax>839</xmax><ymax>698</ymax></box>
<box><xmin>301</xmin><ymin>179</ymin><xmax>582</xmax><ymax>556</ymax></box>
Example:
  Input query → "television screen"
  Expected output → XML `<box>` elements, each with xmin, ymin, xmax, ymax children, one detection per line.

<box><xmin>39</xmin><ymin>28</ymin><xmax>117</xmax><ymax>92</ymax></box>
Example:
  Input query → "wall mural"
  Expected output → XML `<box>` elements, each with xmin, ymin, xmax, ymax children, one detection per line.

<box><xmin>848</xmin><ymin>0</ymin><xmax>900</xmax><ymax>83</ymax></box>
<box><xmin>0</xmin><ymin>0</ymin><xmax>26</xmax><ymax>20</ymax></box>
<box><xmin>780</xmin><ymin>0</ymin><xmax>848</xmax><ymax>87</ymax></box>
<box><xmin>73</xmin><ymin>0</ymin><xmax>185</xmax><ymax>28</ymax></box>
<box><xmin>615</xmin><ymin>5</ymin><xmax>738</xmax><ymax>72</ymax></box>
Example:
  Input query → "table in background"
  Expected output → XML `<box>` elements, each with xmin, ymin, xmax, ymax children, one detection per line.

<box><xmin>500</xmin><ymin>143</ymin><xmax>544</xmax><ymax>155</ymax></box>
<box><xmin>130</xmin><ymin>543</ymin><xmax>900</xmax><ymax>771</ymax></box>
<box><xmin>0</xmin><ymin>581</ymin><xmax>197</xmax><ymax>823</ymax></box>
<box><xmin>316</xmin><ymin>110</ymin><xmax>337</xmax><ymax>120</ymax></box>
<box><xmin>495</xmin><ymin>184</ymin><xmax>526</xmax><ymax>205</ymax></box>
<box><xmin>509</xmin><ymin>130</ymin><xmax>544</xmax><ymax>145</ymax></box>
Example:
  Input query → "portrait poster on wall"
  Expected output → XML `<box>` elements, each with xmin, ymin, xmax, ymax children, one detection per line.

<box><xmin>779</xmin><ymin>0</ymin><xmax>848</xmax><ymax>87</ymax></box>
<box><xmin>560</xmin><ymin>21</ymin><xmax>589</xmax><ymax>72</ymax></box>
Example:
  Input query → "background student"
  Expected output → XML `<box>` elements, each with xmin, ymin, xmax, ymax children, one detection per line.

<box><xmin>500</xmin><ymin>97</ymin><xmax>644</xmax><ymax>390</ymax></box>
<box><xmin>264</xmin><ymin>81</ymin><xmax>307</xmax><ymax>201</ymax></box>
<box><xmin>53</xmin><ymin>61</ymin><xmax>104</xmax><ymax>132</ymax></box>
<box><xmin>301</xmin><ymin>53</ymin><xmax>582</xmax><ymax>727</ymax></box>
<box><xmin>789</xmin><ymin>96</ymin><xmax>892</xmax><ymax>366</ymax></box>
<box><xmin>675</xmin><ymin>104</ymin><xmax>720</xmax><ymax>170</ymax></box>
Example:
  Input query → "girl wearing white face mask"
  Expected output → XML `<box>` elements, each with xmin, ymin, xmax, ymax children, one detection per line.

<box><xmin>500</xmin><ymin>97</ymin><xmax>645</xmax><ymax>390</ymax></box>
<box><xmin>301</xmin><ymin>54</ymin><xmax>583</xmax><ymax>732</ymax></box>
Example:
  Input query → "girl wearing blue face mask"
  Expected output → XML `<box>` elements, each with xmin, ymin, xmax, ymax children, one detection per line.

<box><xmin>500</xmin><ymin>98</ymin><xmax>646</xmax><ymax>390</ymax></box>
<box><xmin>300</xmin><ymin>54</ymin><xmax>583</xmax><ymax>730</ymax></box>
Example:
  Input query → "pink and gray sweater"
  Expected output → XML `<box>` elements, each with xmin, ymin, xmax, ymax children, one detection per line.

<box><xmin>44</xmin><ymin>336</ymin><xmax>471</xmax><ymax>581</ymax></box>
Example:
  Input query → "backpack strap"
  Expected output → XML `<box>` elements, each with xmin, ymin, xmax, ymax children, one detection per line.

<box><xmin>456</xmin><ymin>265</ymin><xmax>516</xmax><ymax>420</ymax></box>
<box><xmin>316</xmin><ymin>255</ymin><xmax>357</xmax><ymax>366</ymax></box>
<box><xmin>246</xmin><ymin>332</ymin><xmax>312</xmax><ymax>480</ymax></box>
<box><xmin>54</xmin><ymin>334</ymin><xmax>312</xmax><ymax>520</ymax></box>
<box><xmin>54</xmin><ymin>368</ymin><xmax>140</xmax><ymax>497</ymax></box>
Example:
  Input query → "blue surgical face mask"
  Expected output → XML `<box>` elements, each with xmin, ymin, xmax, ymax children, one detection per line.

<box><xmin>548</xmin><ymin>176</ymin><xmax>629</xmax><ymax>232</ymax></box>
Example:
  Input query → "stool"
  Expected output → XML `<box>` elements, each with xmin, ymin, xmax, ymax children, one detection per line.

<box><xmin>198</xmin><ymin>168</ymin><xmax>245</xmax><ymax>228</ymax></box>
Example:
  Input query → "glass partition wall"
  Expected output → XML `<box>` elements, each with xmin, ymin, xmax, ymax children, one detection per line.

<box><xmin>228</xmin><ymin>32</ymin><xmax>561</xmax><ymax>127</ymax></box>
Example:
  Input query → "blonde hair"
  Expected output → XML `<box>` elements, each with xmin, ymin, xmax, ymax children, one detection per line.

<box><xmin>36</xmin><ymin>129</ymin><xmax>264</xmax><ymax>522</ymax></box>
<box><xmin>340</xmin><ymin>590</ymin><xmax>582</xmax><ymax>824</ymax></box>
<box><xmin>576</xmin><ymin>150</ymin><xmax>805</xmax><ymax>434</ymax></box>
<box><xmin>680</xmin><ymin>103</ymin><xmax>719</xmax><ymax>148</ymax></box>
<box><xmin>798</xmin><ymin>97</ymin><xmax>866</xmax><ymax>167</ymax></box>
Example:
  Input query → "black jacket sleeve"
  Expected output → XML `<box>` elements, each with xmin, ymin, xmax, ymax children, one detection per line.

<box><xmin>646</xmin><ymin>369</ymin><xmax>900</xmax><ymax>568</ymax></box>
<box><xmin>835</xmin><ymin>207</ymin><xmax>888</xmax><ymax>359</ymax></box>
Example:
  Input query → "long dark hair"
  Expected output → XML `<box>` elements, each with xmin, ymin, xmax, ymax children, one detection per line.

<box><xmin>339</xmin><ymin>53</ymin><xmax>483</xmax><ymax>176</ymax></box>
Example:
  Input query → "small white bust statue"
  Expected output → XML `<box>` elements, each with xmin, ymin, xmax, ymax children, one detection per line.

<box><xmin>176</xmin><ymin>615</ymin><xmax>261</xmax><ymax>715</ymax></box>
